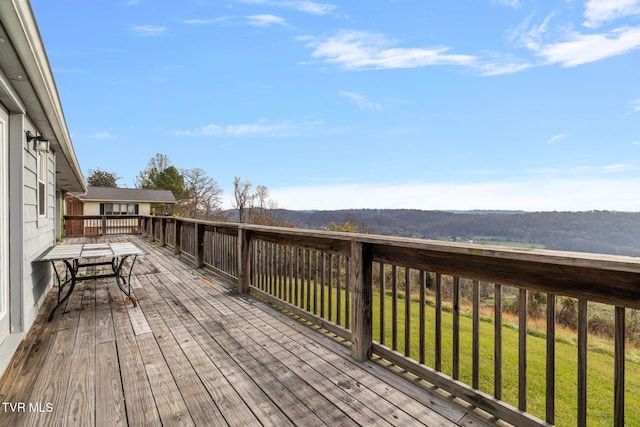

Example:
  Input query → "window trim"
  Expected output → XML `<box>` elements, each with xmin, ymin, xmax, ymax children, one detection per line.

<box><xmin>37</xmin><ymin>150</ymin><xmax>47</xmax><ymax>218</ymax></box>
<box><xmin>100</xmin><ymin>203</ymin><xmax>139</xmax><ymax>215</ymax></box>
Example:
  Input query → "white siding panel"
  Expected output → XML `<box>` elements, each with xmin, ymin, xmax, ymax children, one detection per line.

<box><xmin>84</xmin><ymin>202</ymin><xmax>100</xmax><ymax>216</ymax></box>
<box><xmin>22</xmin><ymin>146</ymin><xmax>55</xmax><ymax>329</ymax></box>
<box><xmin>140</xmin><ymin>203</ymin><xmax>151</xmax><ymax>216</ymax></box>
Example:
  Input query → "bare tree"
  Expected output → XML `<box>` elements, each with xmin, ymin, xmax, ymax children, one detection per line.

<box><xmin>182</xmin><ymin>168</ymin><xmax>223</xmax><ymax>218</ymax></box>
<box><xmin>254</xmin><ymin>185</ymin><xmax>269</xmax><ymax>211</ymax></box>
<box><xmin>233</xmin><ymin>177</ymin><xmax>253</xmax><ymax>223</ymax></box>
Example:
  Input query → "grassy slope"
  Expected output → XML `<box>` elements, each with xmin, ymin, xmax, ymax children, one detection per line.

<box><xmin>371</xmin><ymin>292</ymin><xmax>640</xmax><ymax>427</ymax></box>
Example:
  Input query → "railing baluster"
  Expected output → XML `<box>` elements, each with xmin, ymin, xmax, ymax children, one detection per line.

<box><xmin>435</xmin><ymin>273</ymin><xmax>442</xmax><ymax>372</ymax></box>
<box><xmin>452</xmin><ymin>276</ymin><xmax>460</xmax><ymax>380</ymax></box>
<box><xmin>294</xmin><ymin>247</ymin><xmax>300</xmax><ymax>307</ymax></box>
<box><xmin>472</xmin><ymin>280</ymin><xmax>480</xmax><ymax>389</ymax></box>
<box><xmin>305</xmin><ymin>249</ymin><xmax>311</xmax><ymax>311</ymax></box>
<box><xmin>336</xmin><ymin>255</ymin><xmax>342</xmax><ymax>326</ymax></box>
<box><xmin>288</xmin><ymin>246</ymin><xmax>294</xmax><ymax>304</ymax></box>
<box><xmin>320</xmin><ymin>252</ymin><xmax>326</xmax><ymax>318</ymax></box>
<box><xmin>519</xmin><ymin>288</ymin><xmax>528</xmax><ymax>411</ymax></box>
<box><xmin>328</xmin><ymin>253</ymin><xmax>333</xmax><ymax>322</ymax></box>
<box><xmin>419</xmin><ymin>270</ymin><xmax>426</xmax><ymax>365</ymax></box>
<box><xmin>614</xmin><ymin>306</ymin><xmax>625</xmax><ymax>427</ymax></box>
<box><xmin>301</xmin><ymin>248</ymin><xmax>306</xmax><ymax>308</ymax></box>
<box><xmin>270</xmin><ymin>242</ymin><xmax>276</xmax><ymax>296</ymax></box>
<box><xmin>578</xmin><ymin>299</ymin><xmax>588</xmax><ymax>427</ymax></box>
<box><xmin>546</xmin><ymin>293</ymin><xmax>555</xmax><ymax>425</ymax></box>
<box><xmin>313</xmin><ymin>251</ymin><xmax>319</xmax><ymax>315</ymax></box>
<box><xmin>379</xmin><ymin>262</ymin><xmax>385</xmax><ymax>345</ymax></box>
<box><xmin>278</xmin><ymin>244</ymin><xmax>284</xmax><ymax>300</ymax></box>
<box><xmin>392</xmin><ymin>265</ymin><xmax>398</xmax><ymax>351</ymax></box>
<box><xmin>494</xmin><ymin>283</ymin><xmax>502</xmax><ymax>400</ymax></box>
<box><xmin>345</xmin><ymin>257</ymin><xmax>350</xmax><ymax>330</ymax></box>
<box><xmin>405</xmin><ymin>267</ymin><xmax>411</xmax><ymax>357</ymax></box>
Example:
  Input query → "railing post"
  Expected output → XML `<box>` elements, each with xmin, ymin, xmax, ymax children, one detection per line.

<box><xmin>174</xmin><ymin>219</ymin><xmax>182</xmax><ymax>256</ymax></box>
<box><xmin>195</xmin><ymin>222</ymin><xmax>205</xmax><ymax>269</ymax></box>
<box><xmin>150</xmin><ymin>217</ymin><xmax>156</xmax><ymax>241</ymax></box>
<box><xmin>237</xmin><ymin>227</ymin><xmax>252</xmax><ymax>294</ymax></box>
<box><xmin>160</xmin><ymin>217</ymin><xmax>167</xmax><ymax>247</ymax></box>
<box><xmin>101</xmin><ymin>216</ymin><xmax>107</xmax><ymax>236</ymax></box>
<box><xmin>351</xmin><ymin>240</ymin><xmax>373</xmax><ymax>362</ymax></box>
<box><xmin>138</xmin><ymin>216</ymin><xmax>143</xmax><ymax>235</ymax></box>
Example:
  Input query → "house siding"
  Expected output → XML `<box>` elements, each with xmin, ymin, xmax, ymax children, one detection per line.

<box><xmin>22</xmin><ymin>121</ymin><xmax>56</xmax><ymax>329</ymax></box>
<box><xmin>0</xmin><ymin>0</ymin><xmax>86</xmax><ymax>377</ymax></box>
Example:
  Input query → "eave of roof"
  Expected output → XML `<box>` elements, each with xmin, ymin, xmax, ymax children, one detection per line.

<box><xmin>0</xmin><ymin>0</ymin><xmax>86</xmax><ymax>193</ymax></box>
<box><xmin>70</xmin><ymin>187</ymin><xmax>176</xmax><ymax>204</ymax></box>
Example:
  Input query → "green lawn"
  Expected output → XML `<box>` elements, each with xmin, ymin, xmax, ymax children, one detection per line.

<box><xmin>372</xmin><ymin>290</ymin><xmax>640</xmax><ymax>427</ymax></box>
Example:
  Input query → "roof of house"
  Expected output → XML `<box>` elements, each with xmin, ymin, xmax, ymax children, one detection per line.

<box><xmin>70</xmin><ymin>187</ymin><xmax>176</xmax><ymax>203</ymax></box>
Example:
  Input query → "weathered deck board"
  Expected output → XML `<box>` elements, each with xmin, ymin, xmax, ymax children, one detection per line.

<box><xmin>0</xmin><ymin>235</ymin><xmax>497</xmax><ymax>427</ymax></box>
<box><xmin>109</xmin><ymin>283</ymin><xmax>162</xmax><ymax>427</ymax></box>
<box><xmin>63</xmin><ymin>280</ymin><xmax>97</xmax><ymax>427</ymax></box>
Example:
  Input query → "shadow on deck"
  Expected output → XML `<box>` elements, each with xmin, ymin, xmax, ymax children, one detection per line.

<box><xmin>0</xmin><ymin>235</ymin><xmax>497</xmax><ymax>426</ymax></box>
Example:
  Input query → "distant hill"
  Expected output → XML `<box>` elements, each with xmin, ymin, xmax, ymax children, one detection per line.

<box><xmin>269</xmin><ymin>209</ymin><xmax>640</xmax><ymax>257</ymax></box>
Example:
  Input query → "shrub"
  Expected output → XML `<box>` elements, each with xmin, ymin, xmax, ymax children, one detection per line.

<box><xmin>557</xmin><ymin>297</ymin><xmax>577</xmax><ymax>329</ymax></box>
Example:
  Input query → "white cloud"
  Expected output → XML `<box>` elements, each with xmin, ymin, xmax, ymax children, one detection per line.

<box><xmin>173</xmin><ymin>118</ymin><xmax>320</xmax><ymax>137</ymax></box>
<box><xmin>270</xmin><ymin>178</ymin><xmax>640</xmax><ymax>211</ymax></box>
<box><xmin>476</xmin><ymin>57</ymin><xmax>532</xmax><ymax>75</ymax></box>
<box><xmin>301</xmin><ymin>30</ymin><xmax>476</xmax><ymax>70</ymax></box>
<box><xmin>338</xmin><ymin>91</ymin><xmax>383</xmax><ymax>111</ymax></box>
<box><xmin>510</xmin><ymin>12</ymin><xmax>640</xmax><ymax>67</ymax></box>
<box><xmin>492</xmin><ymin>0</ymin><xmax>520</xmax><ymax>8</ymax></box>
<box><xmin>181</xmin><ymin>18</ymin><xmax>228</xmax><ymax>25</ymax></box>
<box><xmin>510</xmin><ymin>13</ymin><xmax>556</xmax><ymax>51</ymax></box>
<box><xmin>631</xmin><ymin>99</ymin><xmax>640</xmax><ymax>112</ymax></box>
<box><xmin>131</xmin><ymin>25</ymin><xmax>167</xmax><ymax>36</ymax></box>
<box><xmin>238</xmin><ymin>0</ymin><xmax>336</xmax><ymax>15</ymax></box>
<box><xmin>583</xmin><ymin>0</ymin><xmax>640</xmax><ymax>28</ymax></box>
<box><xmin>181</xmin><ymin>15</ymin><xmax>285</xmax><ymax>27</ymax></box>
<box><xmin>547</xmin><ymin>134</ymin><xmax>568</xmax><ymax>144</ymax></box>
<box><xmin>536</xmin><ymin>26</ymin><xmax>640</xmax><ymax>66</ymax></box>
<box><xmin>94</xmin><ymin>131</ymin><xmax>116</xmax><ymax>139</ymax></box>
<box><xmin>247</xmin><ymin>14</ymin><xmax>287</xmax><ymax>26</ymax></box>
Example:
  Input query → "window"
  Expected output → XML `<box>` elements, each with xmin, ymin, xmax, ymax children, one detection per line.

<box><xmin>100</xmin><ymin>203</ymin><xmax>139</xmax><ymax>215</ymax></box>
<box><xmin>38</xmin><ymin>151</ymin><xmax>47</xmax><ymax>216</ymax></box>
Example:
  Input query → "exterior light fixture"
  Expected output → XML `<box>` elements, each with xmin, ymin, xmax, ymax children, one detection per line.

<box><xmin>25</xmin><ymin>130</ymin><xmax>50</xmax><ymax>153</ymax></box>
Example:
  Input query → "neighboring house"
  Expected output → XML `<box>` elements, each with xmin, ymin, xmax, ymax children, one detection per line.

<box><xmin>0</xmin><ymin>1</ymin><xmax>87</xmax><ymax>375</ymax></box>
<box><xmin>66</xmin><ymin>186</ymin><xmax>176</xmax><ymax>216</ymax></box>
<box><xmin>65</xmin><ymin>187</ymin><xmax>176</xmax><ymax>235</ymax></box>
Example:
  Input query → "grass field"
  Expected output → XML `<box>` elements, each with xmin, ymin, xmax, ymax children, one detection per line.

<box><xmin>471</xmin><ymin>236</ymin><xmax>546</xmax><ymax>249</ymax></box>
<box><xmin>370</xmin><ymin>291</ymin><xmax>640</xmax><ymax>427</ymax></box>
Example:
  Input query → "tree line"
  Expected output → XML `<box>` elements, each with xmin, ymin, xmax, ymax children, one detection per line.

<box><xmin>86</xmin><ymin>153</ymin><xmax>290</xmax><ymax>225</ymax></box>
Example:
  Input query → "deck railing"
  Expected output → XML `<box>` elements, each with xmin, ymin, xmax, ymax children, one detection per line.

<box><xmin>91</xmin><ymin>215</ymin><xmax>640</xmax><ymax>426</ymax></box>
<box><xmin>63</xmin><ymin>215</ymin><xmax>142</xmax><ymax>237</ymax></box>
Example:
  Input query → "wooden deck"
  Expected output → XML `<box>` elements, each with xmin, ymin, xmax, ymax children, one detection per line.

<box><xmin>0</xmin><ymin>235</ymin><xmax>497</xmax><ymax>427</ymax></box>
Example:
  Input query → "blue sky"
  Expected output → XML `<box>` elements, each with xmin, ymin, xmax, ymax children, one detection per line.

<box><xmin>31</xmin><ymin>0</ymin><xmax>640</xmax><ymax>211</ymax></box>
